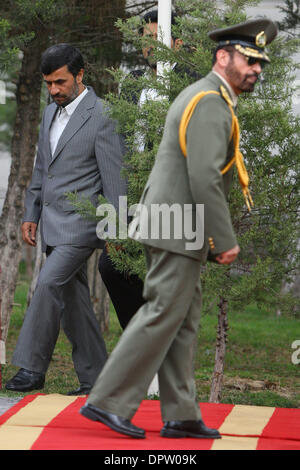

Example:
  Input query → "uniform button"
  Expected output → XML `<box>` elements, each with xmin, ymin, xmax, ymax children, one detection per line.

<box><xmin>208</xmin><ymin>236</ymin><xmax>215</xmax><ymax>249</ymax></box>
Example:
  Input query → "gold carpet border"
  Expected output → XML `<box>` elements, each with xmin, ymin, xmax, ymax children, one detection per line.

<box><xmin>212</xmin><ymin>435</ymin><xmax>259</xmax><ymax>450</ymax></box>
<box><xmin>212</xmin><ymin>404</ymin><xmax>275</xmax><ymax>450</ymax></box>
<box><xmin>0</xmin><ymin>394</ymin><xmax>77</xmax><ymax>450</ymax></box>
<box><xmin>218</xmin><ymin>404</ymin><xmax>275</xmax><ymax>435</ymax></box>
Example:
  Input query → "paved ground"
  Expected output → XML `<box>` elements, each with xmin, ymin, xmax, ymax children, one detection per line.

<box><xmin>0</xmin><ymin>396</ymin><xmax>22</xmax><ymax>416</ymax></box>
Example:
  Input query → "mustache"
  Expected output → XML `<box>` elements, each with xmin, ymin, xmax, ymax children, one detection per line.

<box><xmin>246</xmin><ymin>72</ymin><xmax>259</xmax><ymax>80</ymax></box>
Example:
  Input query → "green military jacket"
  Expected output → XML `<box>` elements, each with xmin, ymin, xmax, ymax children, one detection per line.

<box><xmin>128</xmin><ymin>71</ymin><xmax>238</xmax><ymax>262</ymax></box>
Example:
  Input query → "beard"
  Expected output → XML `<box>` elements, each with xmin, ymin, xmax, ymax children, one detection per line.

<box><xmin>225</xmin><ymin>59</ymin><xmax>259</xmax><ymax>93</ymax></box>
<box><xmin>52</xmin><ymin>80</ymin><xmax>80</xmax><ymax>106</ymax></box>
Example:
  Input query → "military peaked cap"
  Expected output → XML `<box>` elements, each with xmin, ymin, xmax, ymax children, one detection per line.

<box><xmin>208</xmin><ymin>18</ymin><xmax>278</xmax><ymax>63</ymax></box>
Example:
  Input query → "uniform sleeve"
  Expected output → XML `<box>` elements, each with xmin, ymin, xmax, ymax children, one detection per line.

<box><xmin>186</xmin><ymin>94</ymin><xmax>237</xmax><ymax>254</ymax></box>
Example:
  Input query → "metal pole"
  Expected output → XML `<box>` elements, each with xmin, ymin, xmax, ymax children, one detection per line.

<box><xmin>157</xmin><ymin>0</ymin><xmax>172</xmax><ymax>47</ymax></box>
<box><xmin>157</xmin><ymin>0</ymin><xmax>172</xmax><ymax>77</ymax></box>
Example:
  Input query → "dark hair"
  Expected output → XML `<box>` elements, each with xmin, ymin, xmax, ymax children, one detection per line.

<box><xmin>139</xmin><ymin>9</ymin><xmax>178</xmax><ymax>38</ymax></box>
<box><xmin>212</xmin><ymin>45</ymin><xmax>235</xmax><ymax>65</ymax></box>
<box><xmin>41</xmin><ymin>43</ymin><xmax>84</xmax><ymax>77</ymax></box>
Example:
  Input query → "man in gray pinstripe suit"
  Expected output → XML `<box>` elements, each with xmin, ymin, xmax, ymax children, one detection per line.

<box><xmin>6</xmin><ymin>44</ymin><xmax>127</xmax><ymax>395</ymax></box>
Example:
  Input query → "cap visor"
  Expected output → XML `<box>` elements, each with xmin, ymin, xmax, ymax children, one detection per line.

<box><xmin>235</xmin><ymin>44</ymin><xmax>270</xmax><ymax>63</ymax></box>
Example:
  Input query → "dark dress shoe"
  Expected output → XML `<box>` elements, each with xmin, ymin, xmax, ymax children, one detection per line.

<box><xmin>67</xmin><ymin>384</ymin><xmax>91</xmax><ymax>396</ymax></box>
<box><xmin>160</xmin><ymin>419</ymin><xmax>221</xmax><ymax>439</ymax></box>
<box><xmin>80</xmin><ymin>403</ymin><xmax>145</xmax><ymax>439</ymax></box>
<box><xmin>5</xmin><ymin>368</ymin><xmax>45</xmax><ymax>392</ymax></box>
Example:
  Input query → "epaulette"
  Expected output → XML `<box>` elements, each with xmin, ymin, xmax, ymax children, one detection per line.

<box><xmin>220</xmin><ymin>84</ymin><xmax>234</xmax><ymax>108</ymax></box>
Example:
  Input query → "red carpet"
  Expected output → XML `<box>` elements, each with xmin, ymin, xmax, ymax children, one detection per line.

<box><xmin>0</xmin><ymin>394</ymin><xmax>299</xmax><ymax>450</ymax></box>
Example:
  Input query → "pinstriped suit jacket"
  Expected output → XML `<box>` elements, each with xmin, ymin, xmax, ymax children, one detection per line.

<box><xmin>23</xmin><ymin>87</ymin><xmax>127</xmax><ymax>252</ymax></box>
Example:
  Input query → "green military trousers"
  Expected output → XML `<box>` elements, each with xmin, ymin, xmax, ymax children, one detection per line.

<box><xmin>88</xmin><ymin>246</ymin><xmax>203</xmax><ymax>422</ymax></box>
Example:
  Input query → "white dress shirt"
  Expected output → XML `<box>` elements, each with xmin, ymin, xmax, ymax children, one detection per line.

<box><xmin>49</xmin><ymin>87</ymin><xmax>88</xmax><ymax>156</ymax></box>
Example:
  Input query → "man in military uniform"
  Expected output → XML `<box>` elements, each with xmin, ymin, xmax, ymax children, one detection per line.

<box><xmin>80</xmin><ymin>19</ymin><xmax>278</xmax><ymax>439</ymax></box>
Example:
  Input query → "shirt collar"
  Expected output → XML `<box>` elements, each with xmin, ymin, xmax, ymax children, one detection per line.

<box><xmin>60</xmin><ymin>86</ymin><xmax>88</xmax><ymax>116</ymax></box>
<box><xmin>212</xmin><ymin>71</ymin><xmax>238</xmax><ymax>107</ymax></box>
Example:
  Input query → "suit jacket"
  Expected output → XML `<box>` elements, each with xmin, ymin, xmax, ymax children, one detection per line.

<box><xmin>129</xmin><ymin>72</ymin><xmax>237</xmax><ymax>262</ymax></box>
<box><xmin>23</xmin><ymin>87</ymin><xmax>127</xmax><ymax>252</ymax></box>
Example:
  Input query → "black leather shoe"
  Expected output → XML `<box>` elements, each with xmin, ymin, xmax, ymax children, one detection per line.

<box><xmin>160</xmin><ymin>419</ymin><xmax>221</xmax><ymax>439</ymax></box>
<box><xmin>5</xmin><ymin>368</ymin><xmax>45</xmax><ymax>392</ymax></box>
<box><xmin>80</xmin><ymin>403</ymin><xmax>145</xmax><ymax>439</ymax></box>
<box><xmin>67</xmin><ymin>384</ymin><xmax>91</xmax><ymax>396</ymax></box>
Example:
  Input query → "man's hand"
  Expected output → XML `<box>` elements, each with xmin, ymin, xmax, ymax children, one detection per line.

<box><xmin>215</xmin><ymin>245</ymin><xmax>240</xmax><ymax>265</ymax></box>
<box><xmin>22</xmin><ymin>222</ymin><xmax>37</xmax><ymax>247</ymax></box>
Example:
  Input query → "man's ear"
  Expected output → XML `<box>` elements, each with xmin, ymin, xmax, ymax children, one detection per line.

<box><xmin>76</xmin><ymin>68</ymin><xmax>84</xmax><ymax>84</ymax></box>
<box><xmin>216</xmin><ymin>49</ymin><xmax>231</xmax><ymax>67</ymax></box>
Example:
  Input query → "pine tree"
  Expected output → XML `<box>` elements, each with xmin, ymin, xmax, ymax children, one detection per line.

<box><xmin>278</xmin><ymin>0</ymin><xmax>300</xmax><ymax>34</ymax></box>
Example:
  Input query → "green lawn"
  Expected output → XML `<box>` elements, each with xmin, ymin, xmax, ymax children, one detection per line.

<box><xmin>1</xmin><ymin>275</ymin><xmax>300</xmax><ymax>408</ymax></box>
<box><xmin>195</xmin><ymin>305</ymin><xmax>300</xmax><ymax>407</ymax></box>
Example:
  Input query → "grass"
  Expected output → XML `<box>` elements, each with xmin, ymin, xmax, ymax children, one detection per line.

<box><xmin>1</xmin><ymin>272</ymin><xmax>300</xmax><ymax>408</ymax></box>
<box><xmin>195</xmin><ymin>304</ymin><xmax>300</xmax><ymax>407</ymax></box>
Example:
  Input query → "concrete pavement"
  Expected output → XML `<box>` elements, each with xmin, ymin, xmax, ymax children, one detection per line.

<box><xmin>0</xmin><ymin>396</ymin><xmax>22</xmax><ymax>416</ymax></box>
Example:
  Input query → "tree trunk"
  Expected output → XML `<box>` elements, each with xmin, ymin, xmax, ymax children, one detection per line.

<box><xmin>69</xmin><ymin>0</ymin><xmax>127</xmax><ymax>97</ymax></box>
<box><xmin>0</xmin><ymin>266</ymin><xmax>3</xmax><ymax>388</ymax></box>
<box><xmin>0</xmin><ymin>37</ymin><xmax>46</xmax><ymax>349</ymax></box>
<box><xmin>209</xmin><ymin>297</ymin><xmax>229</xmax><ymax>403</ymax></box>
<box><xmin>87</xmin><ymin>249</ymin><xmax>110</xmax><ymax>333</ymax></box>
